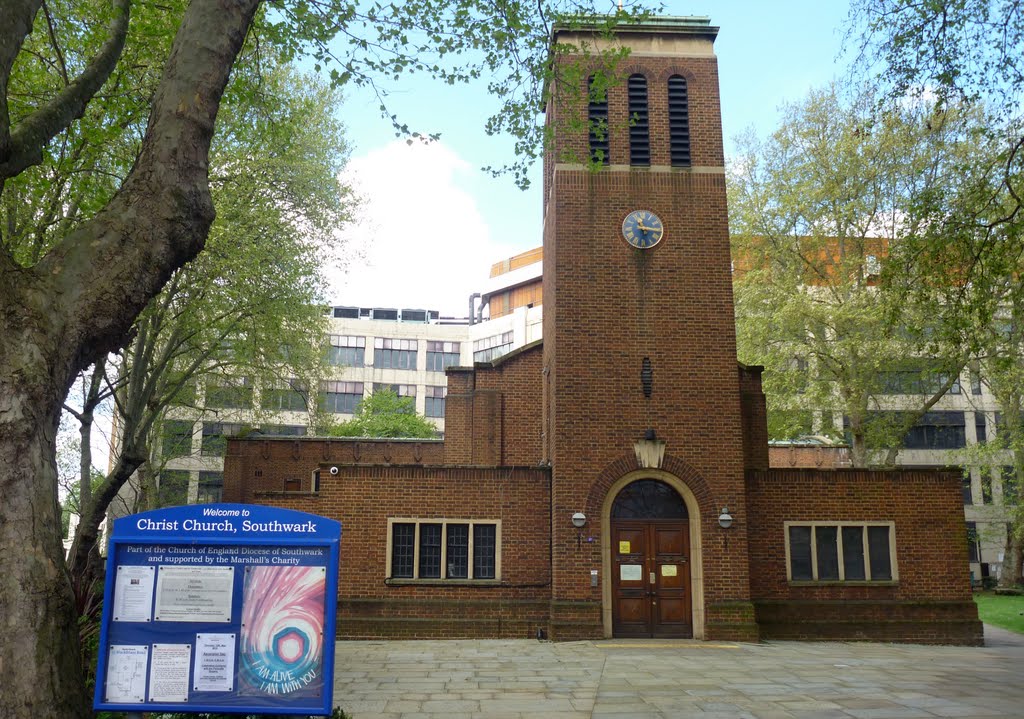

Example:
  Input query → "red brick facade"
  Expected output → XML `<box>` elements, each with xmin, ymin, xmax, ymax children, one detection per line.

<box><xmin>223</xmin><ymin>18</ymin><xmax>980</xmax><ymax>645</ymax></box>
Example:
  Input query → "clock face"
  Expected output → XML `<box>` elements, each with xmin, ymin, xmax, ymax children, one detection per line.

<box><xmin>621</xmin><ymin>210</ymin><xmax>664</xmax><ymax>249</ymax></box>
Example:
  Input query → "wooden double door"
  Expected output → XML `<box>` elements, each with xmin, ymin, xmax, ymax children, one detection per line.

<box><xmin>611</xmin><ymin>519</ymin><xmax>692</xmax><ymax>638</ymax></box>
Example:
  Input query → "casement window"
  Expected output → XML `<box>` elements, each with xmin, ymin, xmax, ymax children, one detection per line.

<box><xmin>198</xmin><ymin>471</ymin><xmax>224</xmax><ymax>504</ymax></box>
<box><xmin>201</xmin><ymin>422</ymin><xmax>249</xmax><ymax>457</ymax></box>
<box><xmin>426</xmin><ymin>341</ymin><xmax>461</xmax><ymax>372</ymax></box>
<box><xmin>161</xmin><ymin>420</ymin><xmax>195</xmax><ymax>459</ymax></box>
<box><xmin>473</xmin><ymin>331</ymin><xmax>513</xmax><ymax>363</ymax></box>
<box><xmin>261</xmin><ymin>379</ymin><xmax>309</xmax><ymax>412</ymax></box>
<box><xmin>424</xmin><ymin>386</ymin><xmax>447</xmax><ymax>418</ymax></box>
<box><xmin>157</xmin><ymin>470</ymin><xmax>190</xmax><ymax>506</ymax></box>
<box><xmin>387</xmin><ymin>519</ymin><xmax>500</xmax><ymax>582</ymax></box>
<box><xmin>373</xmin><ymin>338</ymin><xmax>418</xmax><ymax>369</ymax></box>
<box><xmin>326</xmin><ymin>335</ymin><xmax>366</xmax><ymax>367</ymax></box>
<box><xmin>205</xmin><ymin>376</ymin><xmax>253</xmax><ymax>409</ymax></box>
<box><xmin>785</xmin><ymin>522</ymin><xmax>896</xmax><ymax>582</ymax></box>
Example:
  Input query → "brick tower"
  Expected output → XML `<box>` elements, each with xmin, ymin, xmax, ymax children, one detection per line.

<box><xmin>542</xmin><ymin>17</ymin><xmax>759</xmax><ymax>640</ymax></box>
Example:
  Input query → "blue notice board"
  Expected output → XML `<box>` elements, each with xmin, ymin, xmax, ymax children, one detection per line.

<box><xmin>93</xmin><ymin>504</ymin><xmax>341</xmax><ymax>715</ymax></box>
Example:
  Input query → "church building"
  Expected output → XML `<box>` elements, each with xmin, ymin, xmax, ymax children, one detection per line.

<box><xmin>223</xmin><ymin>17</ymin><xmax>982</xmax><ymax>644</ymax></box>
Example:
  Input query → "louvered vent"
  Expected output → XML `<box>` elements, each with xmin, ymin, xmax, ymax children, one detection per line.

<box><xmin>668</xmin><ymin>75</ymin><xmax>691</xmax><ymax>167</ymax></box>
<box><xmin>628</xmin><ymin>74</ymin><xmax>650</xmax><ymax>166</ymax></box>
<box><xmin>587</xmin><ymin>76</ymin><xmax>609</xmax><ymax>165</ymax></box>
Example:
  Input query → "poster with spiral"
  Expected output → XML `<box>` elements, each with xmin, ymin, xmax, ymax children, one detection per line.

<box><xmin>239</xmin><ymin>565</ymin><xmax>327</xmax><ymax>698</ymax></box>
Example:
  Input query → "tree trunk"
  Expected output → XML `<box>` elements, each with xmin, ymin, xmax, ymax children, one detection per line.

<box><xmin>998</xmin><ymin>529</ymin><xmax>1023</xmax><ymax>588</ymax></box>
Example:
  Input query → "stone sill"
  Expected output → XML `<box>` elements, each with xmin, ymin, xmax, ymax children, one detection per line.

<box><xmin>385</xmin><ymin>578</ymin><xmax>501</xmax><ymax>587</ymax></box>
<box><xmin>787</xmin><ymin>580</ymin><xmax>899</xmax><ymax>587</ymax></box>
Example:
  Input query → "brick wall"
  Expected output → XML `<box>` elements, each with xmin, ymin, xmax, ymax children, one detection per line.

<box><xmin>746</xmin><ymin>468</ymin><xmax>982</xmax><ymax>644</ymax></box>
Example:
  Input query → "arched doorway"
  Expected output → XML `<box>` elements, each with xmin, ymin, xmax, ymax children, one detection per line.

<box><xmin>610</xmin><ymin>479</ymin><xmax>692</xmax><ymax>638</ymax></box>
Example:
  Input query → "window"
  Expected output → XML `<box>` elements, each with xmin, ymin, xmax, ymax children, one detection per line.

<box><xmin>902</xmin><ymin>411</ymin><xmax>965</xmax><ymax>449</ymax></box>
<box><xmin>668</xmin><ymin>75</ymin><xmax>691</xmax><ymax>167</ymax></box>
<box><xmin>205</xmin><ymin>376</ymin><xmax>253</xmax><ymax>409</ymax></box>
<box><xmin>261</xmin><ymin>379</ymin><xmax>308</xmax><ymax>412</ymax></box>
<box><xmin>157</xmin><ymin>470</ymin><xmax>190</xmax><ymax>507</ymax></box>
<box><xmin>970</xmin><ymin>366</ymin><xmax>983</xmax><ymax>395</ymax></box>
<box><xmin>426</xmin><ymin>341</ymin><xmax>461</xmax><ymax>372</ymax></box>
<box><xmin>962</xmin><ymin>474</ymin><xmax>974</xmax><ymax>505</ymax></box>
<box><xmin>876</xmin><ymin>365</ymin><xmax>960</xmax><ymax>395</ymax></box>
<box><xmin>1001</xmin><ymin>466</ymin><xmax>1018</xmax><ymax>504</ymax></box>
<box><xmin>387</xmin><ymin>519</ymin><xmax>500</xmax><ymax>581</ymax></box>
<box><xmin>473</xmin><ymin>331</ymin><xmax>514</xmax><ymax>362</ymax></box>
<box><xmin>966</xmin><ymin>521</ymin><xmax>980</xmax><ymax>563</ymax></box>
<box><xmin>975</xmin><ymin>413</ymin><xmax>987</xmax><ymax>444</ymax></box>
<box><xmin>373</xmin><ymin>383</ymin><xmax>416</xmax><ymax>398</ymax></box>
<box><xmin>326</xmin><ymin>335</ymin><xmax>365</xmax><ymax>367</ymax></box>
<box><xmin>261</xmin><ymin>424</ymin><xmax>307</xmax><ymax>436</ymax></box>
<box><xmin>319</xmin><ymin>381</ymin><xmax>363</xmax><ymax>414</ymax></box>
<box><xmin>373</xmin><ymin>338</ymin><xmax>418</xmax><ymax>369</ymax></box>
<box><xmin>198</xmin><ymin>471</ymin><xmax>223</xmax><ymax>503</ymax></box>
<box><xmin>627</xmin><ymin>74</ymin><xmax>650</xmax><ymax>166</ymax></box>
<box><xmin>201</xmin><ymin>422</ymin><xmax>249</xmax><ymax>457</ymax></box>
<box><xmin>786</xmin><ymin>522</ymin><xmax>895</xmax><ymax>582</ymax></box>
<box><xmin>161</xmin><ymin>420</ymin><xmax>194</xmax><ymax>459</ymax></box>
<box><xmin>982</xmin><ymin>472</ymin><xmax>993</xmax><ymax>504</ymax></box>
<box><xmin>424</xmin><ymin>386</ymin><xmax>447</xmax><ymax>418</ymax></box>
<box><xmin>588</xmin><ymin>75</ymin><xmax>609</xmax><ymax>165</ymax></box>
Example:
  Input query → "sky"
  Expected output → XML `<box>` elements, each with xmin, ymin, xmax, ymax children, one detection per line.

<box><xmin>326</xmin><ymin>1</ymin><xmax>855</xmax><ymax>316</ymax></box>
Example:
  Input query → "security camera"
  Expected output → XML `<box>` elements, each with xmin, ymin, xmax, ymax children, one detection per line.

<box><xmin>329</xmin><ymin>466</ymin><xmax>339</xmax><ymax>476</ymax></box>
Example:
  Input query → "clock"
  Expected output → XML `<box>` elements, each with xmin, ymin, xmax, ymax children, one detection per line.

<box><xmin>621</xmin><ymin>210</ymin><xmax>664</xmax><ymax>249</ymax></box>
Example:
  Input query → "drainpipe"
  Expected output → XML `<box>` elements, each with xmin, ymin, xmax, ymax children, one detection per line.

<box><xmin>468</xmin><ymin>293</ymin><xmax>480</xmax><ymax>326</ymax></box>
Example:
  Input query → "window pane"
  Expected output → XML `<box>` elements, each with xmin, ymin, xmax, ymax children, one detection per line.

<box><xmin>157</xmin><ymin>470</ymin><xmax>190</xmax><ymax>507</ymax></box>
<box><xmin>788</xmin><ymin>526</ymin><xmax>812</xmax><ymax>580</ymax></box>
<box><xmin>418</xmin><ymin>523</ymin><xmax>442</xmax><ymax>578</ymax></box>
<box><xmin>161</xmin><ymin>421</ymin><xmax>193</xmax><ymax>459</ymax></box>
<box><xmin>391</xmin><ymin>523</ymin><xmax>415</xmax><ymax>578</ymax></box>
<box><xmin>197</xmin><ymin>471</ymin><xmax>223</xmax><ymax>504</ymax></box>
<box><xmin>473</xmin><ymin>524</ymin><xmax>496</xmax><ymax>579</ymax></box>
<box><xmin>815</xmin><ymin>526</ymin><xmax>840</xmax><ymax>580</ymax></box>
<box><xmin>867</xmin><ymin>526</ymin><xmax>892</xmax><ymax>580</ymax></box>
<box><xmin>446</xmin><ymin>524</ymin><xmax>469</xmax><ymax>579</ymax></box>
<box><xmin>841</xmin><ymin>526</ymin><xmax>866</xmax><ymax>580</ymax></box>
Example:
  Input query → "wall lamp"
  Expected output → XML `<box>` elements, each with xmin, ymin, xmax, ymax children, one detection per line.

<box><xmin>718</xmin><ymin>507</ymin><xmax>734</xmax><ymax>529</ymax></box>
<box><xmin>572</xmin><ymin>512</ymin><xmax>587</xmax><ymax>546</ymax></box>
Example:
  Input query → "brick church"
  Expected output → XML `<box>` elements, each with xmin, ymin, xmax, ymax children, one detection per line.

<box><xmin>224</xmin><ymin>17</ymin><xmax>982</xmax><ymax>644</ymax></box>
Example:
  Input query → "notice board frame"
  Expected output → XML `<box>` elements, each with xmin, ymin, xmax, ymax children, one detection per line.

<box><xmin>93</xmin><ymin>503</ymin><xmax>341</xmax><ymax>716</ymax></box>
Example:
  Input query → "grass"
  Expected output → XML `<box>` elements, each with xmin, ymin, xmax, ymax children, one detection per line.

<box><xmin>974</xmin><ymin>591</ymin><xmax>1024</xmax><ymax>634</ymax></box>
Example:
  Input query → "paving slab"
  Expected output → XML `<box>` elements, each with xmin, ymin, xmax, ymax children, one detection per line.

<box><xmin>331</xmin><ymin>625</ymin><xmax>1024</xmax><ymax>719</ymax></box>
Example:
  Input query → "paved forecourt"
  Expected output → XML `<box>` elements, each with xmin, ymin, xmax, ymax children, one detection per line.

<box><xmin>331</xmin><ymin>627</ymin><xmax>1024</xmax><ymax>719</ymax></box>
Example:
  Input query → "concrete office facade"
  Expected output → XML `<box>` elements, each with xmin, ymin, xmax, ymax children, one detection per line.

<box><xmin>224</xmin><ymin>17</ymin><xmax>981</xmax><ymax>644</ymax></box>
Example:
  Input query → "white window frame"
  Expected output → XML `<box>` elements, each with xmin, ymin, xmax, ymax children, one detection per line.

<box><xmin>784</xmin><ymin>521</ymin><xmax>898</xmax><ymax>583</ymax></box>
<box><xmin>385</xmin><ymin>518</ymin><xmax>502</xmax><ymax>582</ymax></box>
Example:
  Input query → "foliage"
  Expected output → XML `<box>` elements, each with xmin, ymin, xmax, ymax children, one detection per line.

<box><xmin>729</xmin><ymin>84</ymin><xmax>984</xmax><ymax>466</ymax></box>
<box><xmin>974</xmin><ymin>592</ymin><xmax>1024</xmax><ymax>634</ymax></box>
<box><xmin>324</xmin><ymin>389</ymin><xmax>438</xmax><ymax>439</ymax></box>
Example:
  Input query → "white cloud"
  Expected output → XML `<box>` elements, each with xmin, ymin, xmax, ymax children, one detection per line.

<box><xmin>328</xmin><ymin>141</ymin><xmax>504</xmax><ymax>318</ymax></box>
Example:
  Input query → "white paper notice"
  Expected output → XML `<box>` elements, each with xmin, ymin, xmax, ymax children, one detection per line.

<box><xmin>104</xmin><ymin>645</ymin><xmax>148</xmax><ymax>703</ymax></box>
<box><xmin>149</xmin><ymin>643</ymin><xmax>191</xmax><ymax>702</ymax></box>
<box><xmin>194</xmin><ymin>633</ymin><xmax>236</xmax><ymax>692</ymax></box>
<box><xmin>155</xmin><ymin>565</ymin><xmax>234</xmax><ymax>622</ymax></box>
<box><xmin>112</xmin><ymin>565</ymin><xmax>156</xmax><ymax>622</ymax></box>
<box><xmin>620</xmin><ymin>564</ymin><xmax>643</xmax><ymax>581</ymax></box>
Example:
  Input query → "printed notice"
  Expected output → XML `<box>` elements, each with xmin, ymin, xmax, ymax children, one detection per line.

<box><xmin>113</xmin><ymin>565</ymin><xmax>156</xmax><ymax>622</ymax></box>
<box><xmin>194</xmin><ymin>633</ymin><xmax>236</xmax><ymax>692</ymax></box>
<box><xmin>155</xmin><ymin>566</ymin><xmax>234</xmax><ymax>622</ymax></box>
<box><xmin>619</xmin><ymin>541</ymin><xmax>631</xmax><ymax>554</ymax></box>
<box><xmin>149</xmin><ymin>643</ymin><xmax>191</xmax><ymax>702</ymax></box>
<box><xmin>661</xmin><ymin>564</ymin><xmax>678</xmax><ymax>577</ymax></box>
<box><xmin>620</xmin><ymin>564</ymin><xmax>642</xmax><ymax>581</ymax></box>
<box><xmin>104</xmin><ymin>645</ymin><xmax>148</xmax><ymax>703</ymax></box>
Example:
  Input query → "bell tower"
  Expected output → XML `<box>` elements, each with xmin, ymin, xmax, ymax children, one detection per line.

<box><xmin>542</xmin><ymin>17</ymin><xmax>759</xmax><ymax>640</ymax></box>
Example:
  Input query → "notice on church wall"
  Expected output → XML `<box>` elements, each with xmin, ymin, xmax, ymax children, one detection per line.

<box><xmin>155</xmin><ymin>566</ymin><xmax>234</xmax><ymax>622</ymax></box>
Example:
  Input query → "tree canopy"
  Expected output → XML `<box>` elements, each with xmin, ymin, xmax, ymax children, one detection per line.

<box><xmin>325</xmin><ymin>389</ymin><xmax>438</xmax><ymax>439</ymax></box>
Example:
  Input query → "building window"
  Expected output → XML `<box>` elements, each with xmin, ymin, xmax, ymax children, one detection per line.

<box><xmin>157</xmin><ymin>470</ymin><xmax>190</xmax><ymax>507</ymax></box>
<box><xmin>982</xmin><ymin>471</ymin><xmax>994</xmax><ymax>504</ymax></box>
<box><xmin>902</xmin><ymin>411</ymin><xmax>966</xmax><ymax>449</ymax></box>
<box><xmin>424</xmin><ymin>386</ymin><xmax>447</xmax><ymax>418</ymax></box>
<box><xmin>387</xmin><ymin>519</ymin><xmax>500</xmax><ymax>581</ymax></box>
<box><xmin>373</xmin><ymin>383</ymin><xmax>416</xmax><ymax>399</ymax></box>
<box><xmin>426</xmin><ymin>341</ymin><xmax>461</xmax><ymax>372</ymax></box>
<box><xmin>786</xmin><ymin>522</ymin><xmax>896</xmax><ymax>582</ymax></box>
<box><xmin>1001</xmin><ymin>466</ymin><xmax>1018</xmax><ymax>504</ymax></box>
<box><xmin>161</xmin><ymin>420</ymin><xmax>194</xmax><ymax>459</ymax></box>
<box><xmin>966</xmin><ymin>521</ymin><xmax>980</xmax><ymax>563</ymax></box>
<box><xmin>260</xmin><ymin>424</ymin><xmax>307</xmax><ymax>436</ymax></box>
<box><xmin>970</xmin><ymin>366</ymin><xmax>983</xmax><ymax>395</ymax></box>
<box><xmin>962</xmin><ymin>474</ymin><xmax>974</xmax><ymax>505</ymax></box>
<box><xmin>668</xmin><ymin>74</ymin><xmax>691</xmax><ymax>167</ymax></box>
<box><xmin>319</xmin><ymin>381</ymin><xmax>363</xmax><ymax>414</ymax></box>
<box><xmin>198</xmin><ymin>471</ymin><xmax>223</xmax><ymax>503</ymax></box>
<box><xmin>627</xmin><ymin>74</ymin><xmax>650</xmax><ymax>166</ymax></box>
<box><xmin>201</xmin><ymin>422</ymin><xmax>249</xmax><ymax>457</ymax></box>
<box><xmin>205</xmin><ymin>376</ymin><xmax>253</xmax><ymax>409</ymax></box>
<box><xmin>588</xmin><ymin>75</ymin><xmax>609</xmax><ymax>165</ymax></box>
<box><xmin>260</xmin><ymin>379</ymin><xmax>308</xmax><ymax>412</ymax></box>
<box><xmin>473</xmin><ymin>331</ymin><xmax>514</xmax><ymax>363</ymax></box>
<box><xmin>876</xmin><ymin>365</ymin><xmax>960</xmax><ymax>395</ymax></box>
<box><xmin>975</xmin><ymin>413</ymin><xmax>987</xmax><ymax>444</ymax></box>
<box><xmin>373</xmin><ymin>338</ymin><xmax>418</xmax><ymax>369</ymax></box>
<box><xmin>326</xmin><ymin>335</ymin><xmax>365</xmax><ymax>367</ymax></box>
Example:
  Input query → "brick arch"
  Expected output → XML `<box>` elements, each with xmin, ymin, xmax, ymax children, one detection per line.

<box><xmin>655</xmin><ymin>66</ymin><xmax>697</xmax><ymax>85</ymax></box>
<box><xmin>586</xmin><ymin>452</ymin><xmax>713</xmax><ymax>516</ymax></box>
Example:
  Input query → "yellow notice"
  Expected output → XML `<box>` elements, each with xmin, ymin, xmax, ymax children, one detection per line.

<box><xmin>618</xmin><ymin>541</ymin><xmax>631</xmax><ymax>554</ymax></box>
<box><xmin>661</xmin><ymin>565</ymin><xmax>678</xmax><ymax>577</ymax></box>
